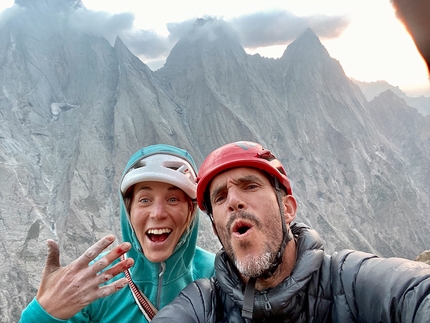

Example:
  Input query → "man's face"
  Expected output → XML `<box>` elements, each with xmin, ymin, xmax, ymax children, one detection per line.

<box><xmin>209</xmin><ymin>167</ymin><xmax>285</xmax><ymax>277</ymax></box>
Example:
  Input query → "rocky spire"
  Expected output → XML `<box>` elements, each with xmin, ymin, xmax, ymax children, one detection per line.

<box><xmin>280</xmin><ymin>28</ymin><xmax>330</xmax><ymax>62</ymax></box>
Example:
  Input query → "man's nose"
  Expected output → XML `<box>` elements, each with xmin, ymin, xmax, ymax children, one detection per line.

<box><xmin>227</xmin><ymin>189</ymin><xmax>246</xmax><ymax>213</ymax></box>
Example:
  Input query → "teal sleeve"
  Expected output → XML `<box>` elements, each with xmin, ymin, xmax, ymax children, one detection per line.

<box><xmin>19</xmin><ymin>298</ymin><xmax>68</xmax><ymax>323</ymax></box>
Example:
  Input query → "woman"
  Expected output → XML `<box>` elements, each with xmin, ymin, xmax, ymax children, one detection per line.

<box><xmin>20</xmin><ymin>144</ymin><xmax>215</xmax><ymax>322</ymax></box>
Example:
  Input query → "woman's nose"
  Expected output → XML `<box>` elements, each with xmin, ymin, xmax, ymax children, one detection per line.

<box><xmin>150</xmin><ymin>200</ymin><xmax>167</xmax><ymax>219</ymax></box>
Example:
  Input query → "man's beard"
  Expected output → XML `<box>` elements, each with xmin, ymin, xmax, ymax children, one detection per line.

<box><xmin>232</xmin><ymin>249</ymin><xmax>276</xmax><ymax>278</ymax></box>
<box><xmin>220</xmin><ymin>211</ymin><xmax>281</xmax><ymax>278</ymax></box>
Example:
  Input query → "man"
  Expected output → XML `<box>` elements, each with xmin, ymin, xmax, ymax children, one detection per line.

<box><xmin>153</xmin><ymin>141</ymin><xmax>430</xmax><ymax>322</ymax></box>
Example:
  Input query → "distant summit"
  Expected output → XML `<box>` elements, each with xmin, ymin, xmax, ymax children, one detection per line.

<box><xmin>281</xmin><ymin>28</ymin><xmax>327</xmax><ymax>59</ymax></box>
<box><xmin>158</xmin><ymin>18</ymin><xmax>247</xmax><ymax>78</ymax></box>
<box><xmin>278</xmin><ymin>27</ymin><xmax>359</xmax><ymax>104</ymax></box>
<box><xmin>168</xmin><ymin>18</ymin><xmax>243</xmax><ymax>53</ymax></box>
<box><xmin>293</xmin><ymin>27</ymin><xmax>323</xmax><ymax>45</ymax></box>
<box><xmin>353</xmin><ymin>79</ymin><xmax>430</xmax><ymax>116</ymax></box>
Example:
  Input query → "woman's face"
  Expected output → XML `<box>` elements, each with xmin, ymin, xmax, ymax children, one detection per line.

<box><xmin>129</xmin><ymin>181</ymin><xmax>192</xmax><ymax>263</ymax></box>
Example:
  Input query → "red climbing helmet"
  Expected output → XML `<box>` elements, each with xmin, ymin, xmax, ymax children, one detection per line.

<box><xmin>197</xmin><ymin>141</ymin><xmax>292</xmax><ymax>212</ymax></box>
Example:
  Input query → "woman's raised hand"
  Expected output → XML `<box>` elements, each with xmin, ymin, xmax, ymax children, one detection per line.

<box><xmin>36</xmin><ymin>235</ymin><xmax>134</xmax><ymax>320</ymax></box>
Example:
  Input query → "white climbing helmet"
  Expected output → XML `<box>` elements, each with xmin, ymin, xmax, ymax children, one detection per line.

<box><xmin>121</xmin><ymin>151</ymin><xmax>197</xmax><ymax>199</ymax></box>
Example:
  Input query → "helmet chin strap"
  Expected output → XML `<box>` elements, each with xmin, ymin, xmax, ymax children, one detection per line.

<box><xmin>208</xmin><ymin>178</ymin><xmax>292</xmax><ymax>321</ymax></box>
<box><xmin>259</xmin><ymin>177</ymin><xmax>292</xmax><ymax>279</ymax></box>
<box><xmin>241</xmin><ymin>178</ymin><xmax>291</xmax><ymax>321</ymax></box>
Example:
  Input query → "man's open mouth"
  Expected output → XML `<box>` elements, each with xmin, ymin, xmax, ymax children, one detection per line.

<box><xmin>232</xmin><ymin>220</ymin><xmax>253</xmax><ymax>235</ymax></box>
<box><xmin>146</xmin><ymin>228</ymin><xmax>172</xmax><ymax>242</ymax></box>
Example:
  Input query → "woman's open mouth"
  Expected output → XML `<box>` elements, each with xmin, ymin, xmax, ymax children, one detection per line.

<box><xmin>146</xmin><ymin>228</ymin><xmax>172</xmax><ymax>243</ymax></box>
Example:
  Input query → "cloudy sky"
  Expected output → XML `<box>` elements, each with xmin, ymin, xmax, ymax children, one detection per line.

<box><xmin>1</xmin><ymin>0</ymin><xmax>429</xmax><ymax>96</ymax></box>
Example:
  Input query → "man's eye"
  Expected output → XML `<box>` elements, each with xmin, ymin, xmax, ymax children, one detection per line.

<box><xmin>245</xmin><ymin>184</ymin><xmax>258</xmax><ymax>190</ymax></box>
<box><xmin>139</xmin><ymin>198</ymin><xmax>150</xmax><ymax>203</ymax></box>
<box><xmin>213</xmin><ymin>195</ymin><xmax>226</xmax><ymax>204</ymax></box>
<box><xmin>168</xmin><ymin>197</ymin><xmax>179</xmax><ymax>202</ymax></box>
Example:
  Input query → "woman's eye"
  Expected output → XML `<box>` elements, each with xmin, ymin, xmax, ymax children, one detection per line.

<box><xmin>168</xmin><ymin>197</ymin><xmax>180</xmax><ymax>203</ymax></box>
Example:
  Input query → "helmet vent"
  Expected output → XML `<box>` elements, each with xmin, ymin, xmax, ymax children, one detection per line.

<box><xmin>176</xmin><ymin>165</ymin><xmax>190</xmax><ymax>174</ymax></box>
<box><xmin>257</xmin><ymin>150</ymin><xmax>275</xmax><ymax>161</ymax></box>
<box><xmin>277</xmin><ymin>166</ymin><xmax>286</xmax><ymax>175</ymax></box>
<box><xmin>132</xmin><ymin>160</ymin><xmax>146</xmax><ymax>169</ymax></box>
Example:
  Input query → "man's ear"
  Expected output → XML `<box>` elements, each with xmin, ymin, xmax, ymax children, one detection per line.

<box><xmin>282</xmin><ymin>195</ymin><xmax>297</xmax><ymax>224</ymax></box>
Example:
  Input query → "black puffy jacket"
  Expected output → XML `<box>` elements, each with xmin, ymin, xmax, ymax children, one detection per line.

<box><xmin>153</xmin><ymin>223</ymin><xmax>430</xmax><ymax>322</ymax></box>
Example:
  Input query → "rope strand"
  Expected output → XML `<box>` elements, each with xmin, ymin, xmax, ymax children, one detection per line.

<box><xmin>121</xmin><ymin>254</ymin><xmax>157</xmax><ymax>320</ymax></box>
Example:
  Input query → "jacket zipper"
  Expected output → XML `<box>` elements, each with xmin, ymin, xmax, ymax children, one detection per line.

<box><xmin>156</xmin><ymin>261</ymin><xmax>166</xmax><ymax>308</ymax></box>
<box><xmin>262</xmin><ymin>291</ymin><xmax>272</xmax><ymax>314</ymax></box>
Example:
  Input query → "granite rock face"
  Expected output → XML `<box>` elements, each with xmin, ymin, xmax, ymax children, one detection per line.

<box><xmin>415</xmin><ymin>250</ymin><xmax>430</xmax><ymax>265</ymax></box>
<box><xmin>1</xmin><ymin>1</ymin><xmax>429</xmax><ymax>321</ymax></box>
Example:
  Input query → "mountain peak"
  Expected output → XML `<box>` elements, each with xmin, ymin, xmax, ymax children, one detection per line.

<box><xmin>194</xmin><ymin>17</ymin><xmax>216</xmax><ymax>27</ymax></box>
<box><xmin>281</xmin><ymin>28</ymin><xmax>326</xmax><ymax>59</ymax></box>
<box><xmin>160</xmin><ymin>18</ymin><xmax>245</xmax><ymax>71</ymax></box>
<box><xmin>297</xmin><ymin>28</ymin><xmax>321</xmax><ymax>42</ymax></box>
<box><xmin>187</xmin><ymin>18</ymin><xmax>241</xmax><ymax>44</ymax></box>
<box><xmin>15</xmin><ymin>0</ymin><xmax>83</xmax><ymax>11</ymax></box>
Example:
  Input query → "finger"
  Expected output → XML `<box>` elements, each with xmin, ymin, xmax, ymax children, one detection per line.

<box><xmin>99</xmin><ymin>257</ymin><xmax>134</xmax><ymax>280</ymax></box>
<box><xmin>96</xmin><ymin>278</ymin><xmax>129</xmax><ymax>299</ymax></box>
<box><xmin>75</xmin><ymin>235</ymin><xmax>116</xmax><ymax>268</ymax></box>
<box><xmin>90</xmin><ymin>243</ymin><xmax>132</xmax><ymax>274</ymax></box>
<box><xmin>43</xmin><ymin>239</ymin><xmax>60</xmax><ymax>275</ymax></box>
<box><xmin>105</xmin><ymin>242</ymin><xmax>132</xmax><ymax>263</ymax></box>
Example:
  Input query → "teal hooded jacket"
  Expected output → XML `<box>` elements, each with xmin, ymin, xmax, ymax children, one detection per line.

<box><xmin>19</xmin><ymin>144</ymin><xmax>215</xmax><ymax>322</ymax></box>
